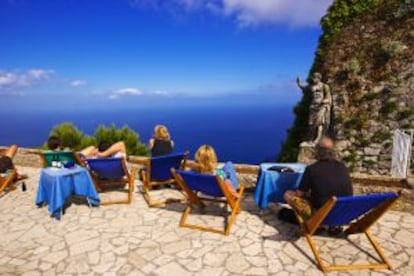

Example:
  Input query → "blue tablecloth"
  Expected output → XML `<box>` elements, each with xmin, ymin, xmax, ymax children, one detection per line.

<box><xmin>36</xmin><ymin>166</ymin><xmax>100</xmax><ymax>219</ymax></box>
<box><xmin>254</xmin><ymin>163</ymin><xmax>306</xmax><ymax>210</ymax></box>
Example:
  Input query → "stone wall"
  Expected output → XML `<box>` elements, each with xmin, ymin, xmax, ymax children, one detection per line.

<box><xmin>318</xmin><ymin>2</ymin><xmax>414</xmax><ymax>175</ymax></box>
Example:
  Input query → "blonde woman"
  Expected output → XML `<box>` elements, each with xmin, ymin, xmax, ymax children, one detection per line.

<box><xmin>194</xmin><ymin>144</ymin><xmax>239</xmax><ymax>198</ymax></box>
<box><xmin>148</xmin><ymin>125</ymin><xmax>174</xmax><ymax>157</ymax></box>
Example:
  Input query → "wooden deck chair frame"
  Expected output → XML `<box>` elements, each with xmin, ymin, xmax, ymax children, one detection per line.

<box><xmin>82</xmin><ymin>157</ymin><xmax>137</xmax><ymax>205</ymax></box>
<box><xmin>141</xmin><ymin>152</ymin><xmax>189</xmax><ymax>207</ymax></box>
<box><xmin>293</xmin><ymin>192</ymin><xmax>401</xmax><ymax>272</ymax></box>
<box><xmin>0</xmin><ymin>170</ymin><xmax>17</xmax><ymax>194</ymax></box>
<box><xmin>172</xmin><ymin>168</ymin><xmax>245</xmax><ymax>236</ymax></box>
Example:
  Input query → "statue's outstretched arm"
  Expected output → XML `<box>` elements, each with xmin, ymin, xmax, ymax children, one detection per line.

<box><xmin>296</xmin><ymin>77</ymin><xmax>306</xmax><ymax>91</ymax></box>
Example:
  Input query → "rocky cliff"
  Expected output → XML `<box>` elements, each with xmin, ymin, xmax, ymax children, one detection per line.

<box><xmin>279</xmin><ymin>0</ymin><xmax>414</xmax><ymax>175</ymax></box>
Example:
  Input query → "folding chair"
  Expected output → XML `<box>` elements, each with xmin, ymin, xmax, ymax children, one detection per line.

<box><xmin>0</xmin><ymin>170</ymin><xmax>17</xmax><ymax>194</ymax></box>
<box><xmin>172</xmin><ymin>169</ymin><xmax>245</xmax><ymax>236</ymax></box>
<box><xmin>85</xmin><ymin>157</ymin><xmax>137</xmax><ymax>205</ymax></box>
<box><xmin>40</xmin><ymin>150</ymin><xmax>79</xmax><ymax>167</ymax></box>
<box><xmin>293</xmin><ymin>192</ymin><xmax>401</xmax><ymax>272</ymax></box>
<box><xmin>141</xmin><ymin>152</ymin><xmax>188</xmax><ymax>207</ymax></box>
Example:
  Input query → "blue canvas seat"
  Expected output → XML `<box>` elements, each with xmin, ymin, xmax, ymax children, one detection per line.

<box><xmin>84</xmin><ymin>157</ymin><xmax>137</xmax><ymax>205</ymax></box>
<box><xmin>172</xmin><ymin>169</ymin><xmax>245</xmax><ymax>236</ymax></box>
<box><xmin>292</xmin><ymin>192</ymin><xmax>401</xmax><ymax>272</ymax></box>
<box><xmin>141</xmin><ymin>152</ymin><xmax>188</xmax><ymax>207</ymax></box>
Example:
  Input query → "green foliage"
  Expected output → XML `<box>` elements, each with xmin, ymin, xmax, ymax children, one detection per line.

<box><xmin>345</xmin><ymin>112</ymin><xmax>368</xmax><ymax>130</ymax></box>
<box><xmin>362</xmin><ymin>159</ymin><xmax>377</xmax><ymax>168</ymax></box>
<box><xmin>48</xmin><ymin>123</ymin><xmax>83</xmax><ymax>150</ymax></box>
<box><xmin>343</xmin><ymin>150</ymin><xmax>360</xmax><ymax>172</ymax></box>
<box><xmin>360</xmin><ymin>92</ymin><xmax>379</xmax><ymax>101</ymax></box>
<box><xmin>398</xmin><ymin>109</ymin><xmax>414</xmax><ymax>120</ymax></box>
<box><xmin>80</xmin><ymin>135</ymin><xmax>97</xmax><ymax>149</ymax></box>
<box><xmin>278</xmin><ymin>91</ymin><xmax>311</xmax><ymax>162</ymax></box>
<box><xmin>343</xmin><ymin>57</ymin><xmax>361</xmax><ymax>74</ymax></box>
<box><xmin>94</xmin><ymin>124</ymin><xmax>148</xmax><ymax>156</ymax></box>
<box><xmin>377</xmin><ymin>40</ymin><xmax>407</xmax><ymax>63</ymax></box>
<box><xmin>46</xmin><ymin>122</ymin><xmax>148</xmax><ymax>156</ymax></box>
<box><xmin>380</xmin><ymin>101</ymin><xmax>398</xmax><ymax>115</ymax></box>
<box><xmin>372</xmin><ymin>131</ymin><xmax>392</xmax><ymax>143</ymax></box>
<box><xmin>357</xmin><ymin>137</ymin><xmax>371</xmax><ymax>147</ymax></box>
<box><xmin>312</xmin><ymin>0</ymin><xmax>386</xmax><ymax>71</ymax></box>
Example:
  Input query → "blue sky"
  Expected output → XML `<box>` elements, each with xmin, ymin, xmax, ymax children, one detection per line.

<box><xmin>0</xmin><ymin>0</ymin><xmax>333</xmax><ymax>111</ymax></box>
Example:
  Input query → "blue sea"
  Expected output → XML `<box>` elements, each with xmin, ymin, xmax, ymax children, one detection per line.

<box><xmin>0</xmin><ymin>104</ymin><xmax>294</xmax><ymax>164</ymax></box>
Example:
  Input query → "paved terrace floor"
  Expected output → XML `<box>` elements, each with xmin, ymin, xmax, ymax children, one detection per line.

<box><xmin>1</xmin><ymin>166</ymin><xmax>413</xmax><ymax>276</ymax></box>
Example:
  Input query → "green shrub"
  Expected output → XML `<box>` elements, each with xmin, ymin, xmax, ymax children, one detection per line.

<box><xmin>80</xmin><ymin>135</ymin><xmax>97</xmax><ymax>149</ymax></box>
<box><xmin>94</xmin><ymin>124</ymin><xmax>148</xmax><ymax>156</ymax></box>
<box><xmin>48</xmin><ymin>123</ymin><xmax>83</xmax><ymax>150</ymax></box>
<box><xmin>45</xmin><ymin>122</ymin><xmax>148</xmax><ymax>156</ymax></box>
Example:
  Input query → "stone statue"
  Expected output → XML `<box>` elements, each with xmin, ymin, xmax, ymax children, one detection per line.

<box><xmin>297</xmin><ymin>72</ymin><xmax>332</xmax><ymax>147</ymax></box>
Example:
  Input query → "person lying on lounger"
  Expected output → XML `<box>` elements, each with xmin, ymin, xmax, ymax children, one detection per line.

<box><xmin>47</xmin><ymin>136</ymin><xmax>127</xmax><ymax>159</ymax></box>
<box><xmin>0</xmin><ymin>144</ymin><xmax>27</xmax><ymax>181</ymax></box>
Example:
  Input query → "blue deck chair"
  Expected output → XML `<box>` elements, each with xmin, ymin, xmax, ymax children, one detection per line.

<box><xmin>41</xmin><ymin>150</ymin><xmax>80</xmax><ymax>167</ymax></box>
<box><xmin>292</xmin><ymin>192</ymin><xmax>401</xmax><ymax>272</ymax></box>
<box><xmin>85</xmin><ymin>157</ymin><xmax>137</xmax><ymax>205</ymax></box>
<box><xmin>141</xmin><ymin>152</ymin><xmax>188</xmax><ymax>207</ymax></box>
<box><xmin>172</xmin><ymin>169</ymin><xmax>245</xmax><ymax>236</ymax></box>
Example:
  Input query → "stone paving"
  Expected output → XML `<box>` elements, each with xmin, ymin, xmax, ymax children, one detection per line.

<box><xmin>1</xmin><ymin>166</ymin><xmax>413</xmax><ymax>276</ymax></box>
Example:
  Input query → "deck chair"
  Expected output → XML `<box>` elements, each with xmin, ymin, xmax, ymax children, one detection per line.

<box><xmin>40</xmin><ymin>150</ymin><xmax>80</xmax><ymax>167</ymax></box>
<box><xmin>172</xmin><ymin>169</ymin><xmax>245</xmax><ymax>236</ymax></box>
<box><xmin>0</xmin><ymin>148</ymin><xmax>28</xmax><ymax>194</ymax></box>
<box><xmin>292</xmin><ymin>192</ymin><xmax>401</xmax><ymax>272</ymax></box>
<box><xmin>0</xmin><ymin>170</ymin><xmax>17</xmax><ymax>194</ymax></box>
<box><xmin>141</xmin><ymin>152</ymin><xmax>188</xmax><ymax>207</ymax></box>
<box><xmin>84</xmin><ymin>157</ymin><xmax>137</xmax><ymax>205</ymax></box>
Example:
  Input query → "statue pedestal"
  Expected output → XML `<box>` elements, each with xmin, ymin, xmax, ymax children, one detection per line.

<box><xmin>297</xmin><ymin>144</ymin><xmax>316</xmax><ymax>164</ymax></box>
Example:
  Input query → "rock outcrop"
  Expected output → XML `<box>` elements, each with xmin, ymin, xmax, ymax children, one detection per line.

<box><xmin>280</xmin><ymin>0</ymin><xmax>414</xmax><ymax>176</ymax></box>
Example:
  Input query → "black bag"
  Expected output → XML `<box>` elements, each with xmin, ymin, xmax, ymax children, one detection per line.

<box><xmin>277</xmin><ymin>207</ymin><xmax>299</xmax><ymax>225</ymax></box>
<box><xmin>267</xmin><ymin>166</ymin><xmax>295</xmax><ymax>173</ymax></box>
<box><xmin>0</xmin><ymin>156</ymin><xmax>13</xmax><ymax>173</ymax></box>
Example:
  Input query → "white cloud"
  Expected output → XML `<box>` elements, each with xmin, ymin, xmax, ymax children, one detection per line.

<box><xmin>115</xmin><ymin>87</ymin><xmax>142</xmax><ymax>95</ymax></box>
<box><xmin>151</xmin><ymin>90</ymin><xmax>169</xmax><ymax>95</ymax></box>
<box><xmin>109</xmin><ymin>87</ymin><xmax>142</xmax><ymax>99</ymax></box>
<box><xmin>27</xmin><ymin>69</ymin><xmax>54</xmax><ymax>80</ymax></box>
<box><xmin>223</xmin><ymin>0</ymin><xmax>332</xmax><ymax>28</ymax></box>
<box><xmin>70</xmin><ymin>80</ymin><xmax>87</xmax><ymax>87</ymax></box>
<box><xmin>0</xmin><ymin>69</ymin><xmax>54</xmax><ymax>94</ymax></box>
<box><xmin>0</xmin><ymin>73</ymin><xmax>18</xmax><ymax>86</ymax></box>
<box><xmin>129</xmin><ymin>0</ymin><xmax>332</xmax><ymax>28</ymax></box>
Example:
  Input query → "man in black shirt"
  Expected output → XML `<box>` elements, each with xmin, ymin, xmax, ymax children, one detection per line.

<box><xmin>283</xmin><ymin>137</ymin><xmax>353</xmax><ymax>222</ymax></box>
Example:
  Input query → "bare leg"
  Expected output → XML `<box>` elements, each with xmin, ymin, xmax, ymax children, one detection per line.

<box><xmin>283</xmin><ymin>190</ymin><xmax>296</xmax><ymax>203</ymax></box>
<box><xmin>79</xmin><ymin>146</ymin><xmax>98</xmax><ymax>158</ymax></box>
<box><xmin>97</xmin><ymin>141</ymin><xmax>126</xmax><ymax>158</ymax></box>
<box><xmin>3</xmin><ymin>144</ymin><xmax>18</xmax><ymax>159</ymax></box>
<box><xmin>312</xmin><ymin>125</ymin><xmax>324</xmax><ymax>146</ymax></box>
